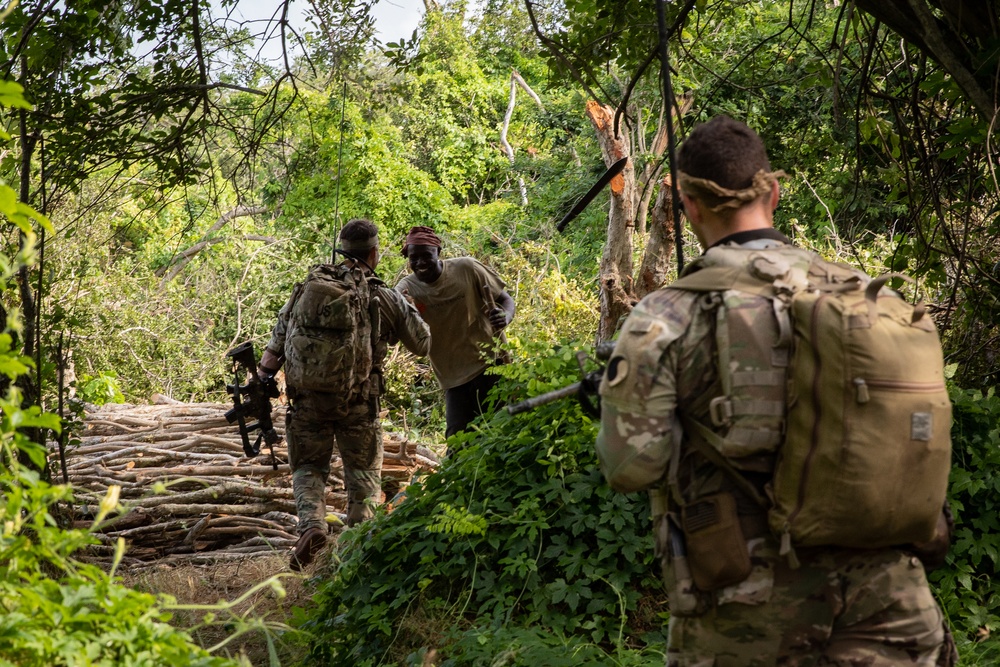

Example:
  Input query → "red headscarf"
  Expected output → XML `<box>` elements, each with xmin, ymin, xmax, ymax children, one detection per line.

<box><xmin>401</xmin><ymin>225</ymin><xmax>442</xmax><ymax>257</ymax></box>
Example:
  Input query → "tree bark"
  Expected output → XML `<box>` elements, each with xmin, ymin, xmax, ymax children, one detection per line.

<box><xmin>635</xmin><ymin>119</ymin><xmax>667</xmax><ymax>236</ymax></box>
<box><xmin>587</xmin><ymin>100</ymin><xmax>635</xmax><ymax>342</ymax></box>
<box><xmin>636</xmin><ymin>175</ymin><xmax>677</xmax><ymax>301</ymax></box>
<box><xmin>635</xmin><ymin>92</ymin><xmax>692</xmax><ymax>236</ymax></box>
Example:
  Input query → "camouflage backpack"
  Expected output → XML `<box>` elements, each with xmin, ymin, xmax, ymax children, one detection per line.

<box><xmin>283</xmin><ymin>263</ymin><xmax>380</xmax><ymax>409</ymax></box>
<box><xmin>669</xmin><ymin>243</ymin><xmax>952</xmax><ymax>562</ymax></box>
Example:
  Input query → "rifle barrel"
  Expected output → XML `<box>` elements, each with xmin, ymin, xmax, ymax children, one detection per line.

<box><xmin>506</xmin><ymin>381</ymin><xmax>582</xmax><ymax>415</ymax></box>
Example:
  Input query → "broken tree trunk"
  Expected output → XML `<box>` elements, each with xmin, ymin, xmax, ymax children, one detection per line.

<box><xmin>635</xmin><ymin>175</ymin><xmax>677</xmax><ymax>301</ymax></box>
<box><xmin>586</xmin><ymin>100</ymin><xmax>636</xmax><ymax>342</ymax></box>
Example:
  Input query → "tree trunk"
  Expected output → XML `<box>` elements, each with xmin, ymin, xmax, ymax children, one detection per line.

<box><xmin>500</xmin><ymin>71</ymin><xmax>544</xmax><ymax>206</ymax></box>
<box><xmin>635</xmin><ymin>92</ymin><xmax>691</xmax><ymax>236</ymax></box>
<box><xmin>634</xmin><ymin>110</ymin><xmax>668</xmax><ymax>236</ymax></box>
<box><xmin>635</xmin><ymin>175</ymin><xmax>677</xmax><ymax>301</ymax></box>
<box><xmin>586</xmin><ymin>100</ymin><xmax>635</xmax><ymax>342</ymax></box>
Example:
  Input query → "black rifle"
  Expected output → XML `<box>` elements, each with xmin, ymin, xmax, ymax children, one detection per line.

<box><xmin>225</xmin><ymin>341</ymin><xmax>281</xmax><ymax>470</ymax></box>
<box><xmin>506</xmin><ymin>342</ymin><xmax>615</xmax><ymax>417</ymax></box>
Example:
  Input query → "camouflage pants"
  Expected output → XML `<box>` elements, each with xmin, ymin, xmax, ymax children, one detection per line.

<box><xmin>285</xmin><ymin>391</ymin><xmax>383</xmax><ymax>533</ymax></box>
<box><xmin>667</xmin><ymin>540</ymin><xmax>955</xmax><ymax>666</ymax></box>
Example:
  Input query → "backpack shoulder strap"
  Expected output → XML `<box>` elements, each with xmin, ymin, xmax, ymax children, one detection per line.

<box><xmin>675</xmin><ymin>414</ymin><xmax>770</xmax><ymax>510</ymax></box>
<box><xmin>670</xmin><ymin>264</ymin><xmax>775</xmax><ymax>297</ymax></box>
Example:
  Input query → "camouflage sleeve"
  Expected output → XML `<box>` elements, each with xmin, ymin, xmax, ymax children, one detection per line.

<box><xmin>595</xmin><ymin>291</ymin><xmax>696</xmax><ymax>493</ymax></box>
<box><xmin>378</xmin><ymin>286</ymin><xmax>431</xmax><ymax>357</ymax></box>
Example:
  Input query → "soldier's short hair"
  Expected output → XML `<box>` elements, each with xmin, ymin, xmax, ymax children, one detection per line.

<box><xmin>340</xmin><ymin>218</ymin><xmax>378</xmax><ymax>244</ymax></box>
<box><xmin>677</xmin><ymin>116</ymin><xmax>771</xmax><ymax>192</ymax></box>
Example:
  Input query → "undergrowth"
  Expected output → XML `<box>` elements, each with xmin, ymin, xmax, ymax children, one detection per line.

<box><xmin>299</xmin><ymin>346</ymin><xmax>1000</xmax><ymax>665</ymax></box>
<box><xmin>302</xmin><ymin>344</ymin><xmax>666</xmax><ymax>666</ymax></box>
<box><xmin>934</xmin><ymin>382</ymin><xmax>1000</xmax><ymax>657</ymax></box>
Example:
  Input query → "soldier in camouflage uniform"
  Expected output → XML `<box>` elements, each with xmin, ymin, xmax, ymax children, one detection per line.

<box><xmin>595</xmin><ymin>116</ymin><xmax>956</xmax><ymax>666</ymax></box>
<box><xmin>260</xmin><ymin>219</ymin><xmax>430</xmax><ymax>570</ymax></box>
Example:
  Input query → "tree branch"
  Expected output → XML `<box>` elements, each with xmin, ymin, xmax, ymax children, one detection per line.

<box><xmin>155</xmin><ymin>206</ymin><xmax>269</xmax><ymax>283</ymax></box>
<box><xmin>500</xmin><ymin>71</ymin><xmax>545</xmax><ymax>206</ymax></box>
<box><xmin>903</xmin><ymin>0</ymin><xmax>995</xmax><ymax>121</ymax></box>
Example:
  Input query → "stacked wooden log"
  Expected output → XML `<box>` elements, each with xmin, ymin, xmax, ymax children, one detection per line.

<box><xmin>56</xmin><ymin>401</ymin><xmax>439</xmax><ymax>566</ymax></box>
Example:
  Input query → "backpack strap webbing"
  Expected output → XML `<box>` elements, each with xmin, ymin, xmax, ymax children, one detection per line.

<box><xmin>677</xmin><ymin>414</ymin><xmax>770</xmax><ymax>510</ymax></box>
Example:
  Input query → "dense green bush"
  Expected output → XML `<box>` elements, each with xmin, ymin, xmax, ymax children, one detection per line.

<box><xmin>303</xmin><ymin>345</ymin><xmax>665</xmax><ymax>665</ymax></box>
<box><xmin>0</xmin><ymin>239</ymin><xmax>246</xmax><ymax>663</ymax></box>
<box><xmin>302</xmin><ymin>342</ymin><xmax>1000</xmax><ymax>665</ymax></box>
<box><xmin>933</xmin><ymin>381</ymin><xmax>1000</xmax><ymax>651</ymax></box>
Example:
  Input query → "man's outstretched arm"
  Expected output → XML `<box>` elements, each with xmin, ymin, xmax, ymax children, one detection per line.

<box><xmin>490</xmin><ymin>289</ymin><xmax>516</xmax><ymax>330</ymax></box>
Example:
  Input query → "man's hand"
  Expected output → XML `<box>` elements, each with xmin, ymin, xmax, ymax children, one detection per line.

<box><xmin>489</xmin><ymin>307</ymin><xmax>509</xmax><ymax>331</ymax></box>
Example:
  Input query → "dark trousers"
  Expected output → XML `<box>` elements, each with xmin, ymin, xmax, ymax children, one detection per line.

<box><xmin>444</xmin><ymin>370</ymin><xmax>501</xmax><ymax>439</ymax></box>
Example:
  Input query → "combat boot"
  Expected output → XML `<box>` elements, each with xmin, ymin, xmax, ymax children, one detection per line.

<box><xmin>289</xmin><ymin>526</ymin><xmax>327</xmax><ymax>571</ymax></box>
<box><xmin>346</xmin><ymin>498</ymin><xmax>374</xmax><ymax>526</ymax></box>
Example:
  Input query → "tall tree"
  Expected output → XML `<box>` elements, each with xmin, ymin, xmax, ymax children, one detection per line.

<box><xmin>527</xmin><ymin>0</ymin><xmax>1000</xmax><ymax>386</ymax></box>
<box><xmin>0</xmin><ymin>0</ymin><xmax>313</xmax><ymax>411</ymax></box>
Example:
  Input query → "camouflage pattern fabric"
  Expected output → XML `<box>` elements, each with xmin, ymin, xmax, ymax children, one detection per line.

<box><xmin>267</xmin><ymin>267</ymin><xmax>431</xmax><ymax>533</ymax></box>
<box><xmin>667</xmin><ymin>540</ymin><xmax>953</xmax><ymax>666</ymax></box>
<box><xmin>267</xmin><ymin>278</ymin><xmax>431</xmax><ymax>391</ymax></box>
<box><xmin>286</xmin><ymin>390</ymin><xmax>382</xmax><ymax>529</ymax></box>
<box><xmin>280</xmin><ymin>263</ymin><xmax>375</xmax><ymax>406</ymax></box>
<box><xmin>595</xmin><ymin>237</ymin><xmax>955</xmax><ymax>665</ymax></box>
<box><xmin>371</xmin><ymin>285</ymin><xmax>432</xmax><ymax>377</ymax></box>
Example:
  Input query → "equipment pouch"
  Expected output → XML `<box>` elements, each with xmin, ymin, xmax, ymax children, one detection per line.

<box><xmin>681</xmin><ymin>492</ymin><xmax>751</xmax><ymax>591</ymax></box>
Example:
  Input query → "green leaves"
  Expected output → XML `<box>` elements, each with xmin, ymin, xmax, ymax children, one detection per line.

<box><xmin>303</xmin><ymin>344</ymin><xmax>662</xmax><ymax>664</ymax></box>
<box><xmin>0</xmin><ymin>80</ymin><xmax>31</xmax><ymax>110</ymax></box>
<box><xmin>0</xmin><ymin>320</ymin><xmax>240</xmax><ymax>666</ymax></box>
<box><xmin>930</xmin><ymin>384</ymin><xmax>1000</xmax><ymax>648</ymax></box>
<box><xmin>427</xmin><ymin>502</ymin><xmax>489</xmax><ymax>536</ymax></box>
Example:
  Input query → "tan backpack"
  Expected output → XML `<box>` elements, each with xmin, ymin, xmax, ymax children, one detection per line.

<box><xmin>283</xmin><ymin>264</ymin><xmax>381</xmax><ymax>412</ymax></box>
<box><xmin>670</xmin><ymin>244</ymin><xmax>952</xmax><ymax>562</ymax></box>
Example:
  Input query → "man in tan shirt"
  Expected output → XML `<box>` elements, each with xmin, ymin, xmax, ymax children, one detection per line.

<box><xmin>395</xmin><ymin>226</ymin><xmax>515</xmax><ymax>440</ymax></box>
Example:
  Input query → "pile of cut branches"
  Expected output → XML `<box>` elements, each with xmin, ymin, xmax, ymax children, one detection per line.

<box><xmin>54</xmin><ymin>401</ymin><xmax>438</xmax><ymax>567</ymax></box>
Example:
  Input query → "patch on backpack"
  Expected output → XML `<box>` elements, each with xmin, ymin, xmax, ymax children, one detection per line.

<box><xmin>911</xmin><ymin>412</ymin><xmax>933</xmax><ymax>441</ymax></box>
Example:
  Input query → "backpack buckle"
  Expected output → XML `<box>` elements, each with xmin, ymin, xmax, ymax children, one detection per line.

<box><xmin>709</xmin><ymin>396</ymin><xmax>733</xmax><ymax>427</ymax></box>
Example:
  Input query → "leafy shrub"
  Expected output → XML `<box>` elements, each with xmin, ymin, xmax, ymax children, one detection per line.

<box><xmin>302</xmin><ymin>344</ymin><xmax>665</xmax><ymax>665</ymax></box>
<box><xmin>0</xmin><ymin>325</ymin><xmax>242</xmax><ymax>663</ymax></box>
<box><xmin>428</xmin><ymin>625</ymin><xmax>664</xmax><ymax>666</ymax></box>
<box><xmin>76</xmin><ymin>370</ymin><xmax>126</xmax><ymax>405</ymax></box>
<box><xmin>932</xmin><ymin>381</ymin><xmax>1000</xmax><ymax>650</ymax></box>
<box><xmin>0</xmin><ymin>113</ymin><xmax>247</xmax><ymax>663</ymax></box>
